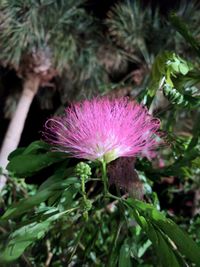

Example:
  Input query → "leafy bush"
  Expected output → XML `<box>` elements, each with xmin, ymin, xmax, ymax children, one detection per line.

<box><xmin>1</xmin><ymin>5</ymin><xmax>200</xmax><ymax>267</ymax></box>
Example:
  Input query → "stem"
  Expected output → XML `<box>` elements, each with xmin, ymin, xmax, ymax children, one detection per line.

<box><xmin>81</xmin><ymin>175</ymin><xmax>89</xmax><ymax>221</ymax></box>
<box><xmin>106</xmin><ymin>192</ymin><xmax>122</xmax><ymax>201</ymax></box>
<box><xmin>101</xmin><ymin>160</ymin><xmax>108</xmax><ymax>195</ymax></box>
<box><xmin>81</xmin><ymin>176</ymin><xmax>87</xmax><ymax>202</ymax></box>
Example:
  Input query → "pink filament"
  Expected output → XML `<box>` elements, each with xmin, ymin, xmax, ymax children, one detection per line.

<box><xmin>43</xmin><ymin>97</ymin><xmax>161</xmax><ymax>162</ymax></box>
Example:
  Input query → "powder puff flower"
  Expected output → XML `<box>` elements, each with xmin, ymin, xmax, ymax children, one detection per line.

<box><xmin>44</xmin><ymin>97</ymin><xmax>161</xmax><ymax>163</ymax></box>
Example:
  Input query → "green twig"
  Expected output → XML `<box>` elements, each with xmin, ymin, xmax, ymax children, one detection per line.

<box><xmin>101</xmin><ymin>160</ymin><xmax>108</xmax><ymax>195</ymax></box>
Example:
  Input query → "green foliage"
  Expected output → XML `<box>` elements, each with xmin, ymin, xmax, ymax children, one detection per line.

<box><xmin>170</xmin><ymin>13</ymin><xmax>200</xmax><ymax>57</ymax></box>
<box><xmin>0</xmin><ymin>143</ymin><xmax>81</xmax><ymax>263</ymax></box>
<box><xmin>1</xmin><ymin>136</ymin><xmax>200</xmax><ymax>266</ymax></box>
<box><xmin>1</xmin><ymin>219</ymin><xmax>53</xmax><ymax>262</ymax></box>
<box><xmin>7</xmin><ymin>141</ymin><xmax>67</xmax><ymax>177</ymax></box>
<box><xmin>119</xmin><ymin>241</ymin><xmax>132</xmax><ymax>267</ymax></box>
<box><xmin>0</xmin><ymin>0</ymin><xmax>94</xmax><ymax>70</ymax></box>
<box><xmin>149</xmin><ymin>52</ymin><xmax>193</xmax><ymax>94</ymax></box>
<box><xmin>146</xmin><ymin>51</ymin><xmax>200</xmax><ymax>108</ymax></box>
<box><xmin>106</xmin><ymin>0</ymin><xmax>162</xmax><ymax>64</ymax></box>
<box><xmin>106</xmin><ymin>0</ymin><xmax>200</xmax><ymax>66</ymax></box>
<box><xmin>126</xmin><ymin>199</ymin><xmax>200</xmax><ymax>267</ymax></box>
<box><xmin>2</xmin><ymin>2</ymin><xmax>200</xmax><ymax>267</ymax></box>
<box><xmin>2</xmin><ymin>176</ymin><xmax>79</xmax><ymax>220</ymax></box>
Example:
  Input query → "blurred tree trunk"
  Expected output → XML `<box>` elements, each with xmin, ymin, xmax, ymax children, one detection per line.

<box><xmin>0</xmin><ymin>75</ymin><xmax>40</xmax><ymax>190</ymax></box>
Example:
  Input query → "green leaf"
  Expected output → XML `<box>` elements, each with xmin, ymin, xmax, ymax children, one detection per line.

<box><xmin>21</xmin><ymin>141</ymin><xmax>50</xmax><ymax>155</ymax></box>
<box><xmin>178</xmin><ymin>63</ymin><xmax>189</xmax><ymax>75</ymax></box>
<box><xmin>148</xmin><ymin>52</ymin><xmax>193</xmax><ymax>100</ymax></box>
<box><xmin>8</xmin><ymin>141</ymin><xmax>50</xmax><ymax>160</ymax></box>
<box><xmin>0</xmin><ymin>209</ymin><xmax>76</xmax><ymax>263</ymax></box>
<box><xmin>1</xmin><ymin>189</ymin><xmax>52</xmax><ymax>220</ymax></box>
<box><xmin>148</xmin><ymin>52</ymin><xmax>172</xmax><ymax>96</ymax></box>
<box><xmin>137</xmin><ymin>240</ymin><xmax>151</xmax><ymax>258</ymax></box>
<box><xmin>7</xmin><ymin>152</ymin><xmax>66</xmax><ymax>177</ymax></box>
<box><xmin>118</xmin><ymin>242</ymin><xmax>132</xmax><ymax>267</ymax></box>
<box><xmin>7</xmin><ymin>147</ymin><xmax>26</xmax><ymax>161</ymax></box>
<box><xmin>170</xmin><ymin>13</ymin><xmax>200</xmax><ymax>57</ymax></box>
<box><xmin>154</xmin><ymin>230</ymin><xmax>180</xmax><ymax>267</ymax></box>
<box><xmin>107</xmin><ymin>223</ymin><xmax>123</xmax><ymax>267</ymax></box>
<box><xmin>7</xmin><ymin>140</ymin><xmax>67</xmax><ymax>177</ymax></box>
<box><xmin>0</xmin><ymin>221</ymin><xmax>51</xmax><ymax>262</ymax></box>
<box><xmin>150</xmin><ymin>225</ymin><xmax>180</xmax><ymax>267</ymax></box>
<box><xmin>1</xmin><ymin>177</ymin><xmax>80</xmax><ymax>220</ymax></box>
<box><xmin>38</xmin><ymin>165</ymin><xmax>73</xmax><ymax>191</ymax></box>
<box><xmin>163</xmin><ymin>84</ymin><xmax>188</xmax><ymax>106</ymax></box>
<box><xmin>126</xmin><ymin>199</ymin><xmax>200</xmax><ymax>267</ymax></box>
<box><xmin>187</xmin><ymin>111</ymin><xmax>200</xmax><ymax>150</ymax></box>
<box><xmin>129</xmin><ymin>209</ymin><xmax>180</xmax><ymax>267</ymax></box>
<box><xmin>155</xmin><ymin>219</ymin><xmax>200</xmax><ymax>267</ymax></box>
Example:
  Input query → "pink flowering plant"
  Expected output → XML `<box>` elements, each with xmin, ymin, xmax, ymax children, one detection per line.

<box><xmin>44</xmin><ymin>97</ymin><xmax>161</xmax><ymax>194</ymax></box>
<box><xmin>1</xmin><ymin>94</ymin><xmax>200</xmax><ymax>266</ymax></box>
<box><xmin>44</xmin><ymin>98</ymin><xmax>160</xmax><ymax>162</ymax></box>
<box><xmin>2</xmin><ymin>1</ymin><xmax>200</xmax><ymax>264</ymax></box>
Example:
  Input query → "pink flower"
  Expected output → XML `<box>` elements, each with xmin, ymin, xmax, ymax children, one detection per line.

<box><xmin>44</xmin><ymin>97</ymin><xmax>161</xmax><ymax>163</ymax></box>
